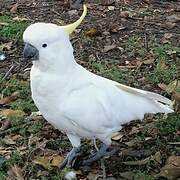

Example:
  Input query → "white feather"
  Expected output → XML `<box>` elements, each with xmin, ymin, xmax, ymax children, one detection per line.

<box><xmin>23</xmin><ymin>23</ymin><xmax>174</xmax><ymax>148</ymax></box>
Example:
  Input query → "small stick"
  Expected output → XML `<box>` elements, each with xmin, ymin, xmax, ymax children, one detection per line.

<box><xmin>1</xmin><ymin>65</ymin><xmax>15</xmax><ymax>81</ymax></box>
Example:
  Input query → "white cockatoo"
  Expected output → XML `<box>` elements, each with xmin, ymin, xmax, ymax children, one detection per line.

<box><xmin>23</xmin><ymin>5</ymin><xmax>173</xmax><ymax>166</ymax></box>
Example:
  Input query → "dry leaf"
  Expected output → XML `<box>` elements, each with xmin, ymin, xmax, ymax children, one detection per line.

<box><xmin>10</xmin><ymin>2</ymin><xmax>19</xmax><ymax>13</ymax></box>
<box><xmin>111</xmin><ymin>132</ymin><xmax>124</xmax><ymax>140</ymax></box>
<box><xmin>103</xmin><ymin>44</ymin><xmax>116</xmax><ymax>52</ymax></box>
<box><xmin>0</xmin><ymin>119</ymin><xmax>11</xmax><ymax>131</ymax></box>
<box><xmin>158</xmin><ymin>156</ymin><xmax>180</xmax><ymax>179</ymax></box>
<box><xmin>33</xmin><ymin>156</ymin><xmax>51</xmax><ymax>169</ymax></box>
<box><xmin>13</xmin><ymin>17</ymin><xmax>28</xmax><ymax>22</ymax></box>
<box><xmin>7</xmin><ymin>165</ymin><xmax>24</xmax><ymax>180</ymax></box>
<box><xmin>166</xmin><ymin>14</ymin><xmax>180</xmax><ymax>23</ymax></box>
<box><xmin>51</xmin><ymin>155</ymin><xmax>64</xmax><ymax>167</ymax></box>
<box><xmin>158</xmin><ymin>80</ymin><xmax>180</xmax><ymax>94</ymax></box>
<box><xmin>85</xmin><ymin>28</ymin><xmax>101</xmax><ymax>37</ymax></box>
<box><xmin>0</xmin><ymin>91</ymin><xmax>19</xmax><ymax>105</ymax></box>
<box><xmin>2</xmin><ymin>136</ymin><xmax>16</xmax><ymax>145</ymax></box>
<box><xmin>165</xmin><ymin>22</ymin><xmax>176</xmax><ymax>29</ymax></box>
<box><xmin>120</xmin><ymin>171</ymin><xmax>135</xmax><ymax>180</ymax></box>
<box><xmin>0</xmin><ymin>109</ymin><xmax>25</xmax><ymax>118</ymax></box>
<box><xmin>108</xmin><ymin>6</ymin><xmax>115</xmax><ymax>11</ymax></box>
<box><xmin>0</xmin><ymin>42</ymin><xmax>13</xmax><ymax>51</ymax></box>
<box><xmin>123</xmin><ymin>157</ymin><xmax>150</xmax><ymax>165</ymax></box>
<box><xmin>151</xmin><ymin>151</ymin><xmax>162</xmax><ymax>164</ymax></box>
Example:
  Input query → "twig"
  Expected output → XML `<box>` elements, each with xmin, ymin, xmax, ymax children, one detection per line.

<box><xmin>1</xmin><ymin>65</ymin><xmax>15</xmax><ymax>81</ymax></box>
<box><xmin>101</xmin><ymin>159</ymin><xmax>107</xmax><ymax>180</ymax></box>
<box><xmin>144</xmin><ymin>32</ymin><xmax>148</xmax><ymax>51</ymax></box>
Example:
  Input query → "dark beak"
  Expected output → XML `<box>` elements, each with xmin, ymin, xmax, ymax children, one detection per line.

<box><xmin>23</xmin><ymin>43</ymin><xmax>39</xmax><ymax>61</ymax></box>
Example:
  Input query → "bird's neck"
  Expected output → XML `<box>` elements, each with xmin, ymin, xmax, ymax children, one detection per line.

<box><xmin>33</xmin><ymin>50</ymin><xmax>77</xmax><ymax>75</ymax></box>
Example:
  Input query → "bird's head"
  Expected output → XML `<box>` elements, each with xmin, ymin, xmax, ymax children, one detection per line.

<box><xmin>23</xmin><ymin>5</ymin><xmax>87</xmax><ymax>71</ymax></box>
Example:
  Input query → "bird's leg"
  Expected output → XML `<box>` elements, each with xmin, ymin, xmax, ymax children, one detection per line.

<box><xmin>60</xmin><ymin>146</ymin><xmax>81</xmax><ymax>168</ymax></box>
<box><xmin>82</xmin><ymin>143</ymin><xmax>117</xmax><ymax>166</ymax></box>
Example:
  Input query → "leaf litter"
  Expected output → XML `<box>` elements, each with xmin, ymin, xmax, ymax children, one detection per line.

<box><xmin>0</xmin><ymin>0</ymin><xmax>180</xmax><ymax>179</ymax></box>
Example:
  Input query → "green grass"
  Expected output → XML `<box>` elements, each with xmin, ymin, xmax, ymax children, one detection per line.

<box><xmin>0</xmin><ymin>77</ymin><xmax>37</xmax><ymax>113</ymax></box>
<box><xmin>91</xmin><ymin>61</ymin><xmax>130</xmax><ymax>83</ymax></box>
<box><xmin>0</xmin><ymin>15</ymin><xmax>29</xmax><ymax>39</ymax></box>
<box><xmin>157</xmin><ymin>113</ymin><xmax>180</xmax><ymax>139</ymax></box>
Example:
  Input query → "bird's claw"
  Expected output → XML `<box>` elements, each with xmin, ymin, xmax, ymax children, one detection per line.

<box><xmin>81</xmin><ymin>144</ymin><xmax>117</xmax><ymax>166</ymax></box>
<box><xmin>59</xmin><ymin>147</ymin><xmax>81</xmax><ymax>168</ymax></box>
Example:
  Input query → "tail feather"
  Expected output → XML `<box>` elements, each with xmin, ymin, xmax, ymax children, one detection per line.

<box><xmin>115</xmin><ymin>83</ymin><xmax>174</xmax><ymax>113</ymax></box>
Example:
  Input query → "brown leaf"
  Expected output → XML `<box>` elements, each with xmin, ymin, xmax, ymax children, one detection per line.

<box><xmin>158</xmin><ymin>80</ymin><xmax>180</xmax><ymax>94</ymax></box>
<box><xmin>123</xmin><ymin>157</ymin><xmax>150</xmax><ymax>165</ymax></box>
<box><xmin>0</xmin><ymin>109</ymin><xmax>25</xmax><ymax>118</ymax></box>
<box><xmin>85</xmin><ymin>28</ymin><xmax>101</xmax><ymax>37</ymax></box>
<box><xmin>103</xmin><ymin>44</ymin><xmax>116</xmax><ymax>52</ymax></box>
<box><xmin>2</xmin><ymin>136</ymin><xmax>16</xmax><ymax>145</ymax></box>
<box><xmin>0</xmin><ymin>119</ymin><xmax>11</xmax><ymax>131</ymax></box>
<box><xmin>10</xmin><ymin>2</ymin><xmax>19</xmax><ymax>14</ymax></box>
<box><xmin>120</xmin><ymin>171</ymin><xmax>135</xmax><ymax>180</ymax></box>
<box><xmin>13</xmin><ymin>17</ymin><xmax>28</xmax><ymax>22</ymax></box>
<box><xmin>166</xmin><ymin>14</ymin><xmax>180</xmax><ymax>23</ymax></box>
<box><xmin>0</xmin><ymin>42</ymin><xmax>13</xmax><ymax>51</ymax></box>
<box><xmin>0</xmin><ymin>91</ymin><xmax>19</xmax><ymax>105</ymax></box>
<box><xmin>7</xmin><ymin>165</ymin><xmax>24</xmax><ymax>180</ymax></box>
<box><xmin>111</xmin><ymin>132</ymin><xmax>124</xmax><ymax>141</ymax></box>
<box><xmin>51</xmin><ymin>155</ymin><xmax>64</xmax><ymax>167</ymax></box>
<box><xmin>164</xmin><ymin>22</ymin><xmax>176</xmax><ymax>29</ymax></box>
<box><xmin>158</xmin><ymin>156</ymin><xmax>180</xmax><ymax>179</ymax></box>
<box><xmin>33</xmin><ymin>156</ymin><xmax>51</xmax><ymax>170</ymax></box>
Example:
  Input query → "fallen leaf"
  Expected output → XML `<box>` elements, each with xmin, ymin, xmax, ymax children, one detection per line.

<box><xmin>10</xmin><ymin>2</ymin><xmax>19</xmax><ymax>13</ymax></box>
<box><xmin>33</xmin><ymin>156</ymin><xmax>51</xmax><ymax>170</ymax></box>
<box><xmin>7</xmin><ymin>165</ymin><xmax>24</xmax><ymax>180</ymax></box>
<box><xmin>164</xmin><ymin>22</ymin><xmax>176</xmax><ymax>29</ymax></box>
<box><xmin>151</xmin><ymin>151</ymin><xmax>162</xmax><ymax>164</ymax></box>
<box><xmin>0</xmin><ymin>42</ymin><xmax>13</xmax><ymax>51</ymax></box>
<box><xmin>13</xmin><ymin>17</ymin><xmax>28</xmax><ymax>22</ymax></box>
<box><xmin>85</xmin><ymin>28</ymin><xmax>101</xmax><ymax>37</ymax></box>
<box><xmin>166</xmin><ymin>14</ymin><xmax>180</xmax><ymax>23</ymax></box>
<box><xmin>108</xmin><ymin>6</ymin><xmax>115</xmax><ymax>11</ymax></box>
<box><xmin>120</xmin><ymin>11</ymin><xmax>133</xmax><ymax>18</ymax></box>
<box><xmin>158</xmin><ymin>80</ymin><xmax>180</xmax><ymax>94</ymax></box>
<box><xmin>0</xmin><ymin>109</ymin><xmax>25</xmax><ymax>118</ymax></box>
<box><xmin>103</xmin><ymin>44</ymin><xmax>116</xmax><ymax>52</ymax></box>
<box><xmin>111</xmin><ymin>132</ymin><xmax>124</xmax><ymax>141</ymax></box>
<box><xmin>0</xmin><ymin>119</ymin><xmax>11</xmax><ymax>131</ymax></box>
<box><xmin>0</xmin><ymin>91</ymin><xmax>19</xmax><ymax>105</ymax></box>
<box><xmin>2</xmin><ymin>136</ymin><xmax>16</xmax><ymax>145</ymax></box>
<box><xmin>120</xmin><ymin>171</ymin><xmax>135</xmax><ymax>180</ymax></box>
<box><xmin>158</xmin><ymin>156</ymin><xmax>180</xmax><ymax>179</ymax></box>
<box><xmin>123</xmin><ymin>157</ymin><xmax>150</xmax><ymax>165</ymax></box>
<box><xmin>51</xmin><ymin>155</ymin><xmax>64</xmax><ymax>167</ymax></box>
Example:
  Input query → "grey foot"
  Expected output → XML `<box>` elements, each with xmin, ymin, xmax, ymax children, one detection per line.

<box><xmin>82</xmin><ymin>144</ymin><xmax>117</xmax><ymax>166</ymax></box>
<box><xmin>60</xmin><ymin>147</ymin><xmax>81</xmax><ymax>168</ymax></box>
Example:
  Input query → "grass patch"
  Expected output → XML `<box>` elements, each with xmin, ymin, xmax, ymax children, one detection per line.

<box><xmin>157</xmin><ymin>113</ymin><xmax>180</xmax><ymax>140</ymax></box>
<box><xmin>0</xmin><ymin>15</ymin><xmax>29</xmax><ymax>39</ymax></box>
<box><xmin>0</xmin><ymin>77</ymin><xmax>37</xmax><ymax>113</ymax></box>
<box><xmin>90</xmin><ymin>62</ymin><xmax>130</xmax><ymax>83</ymax></box>
<box><xmin>147</xmin><ymin>44</ymin><xmax>179</xmax><ymax>84</ymax></box>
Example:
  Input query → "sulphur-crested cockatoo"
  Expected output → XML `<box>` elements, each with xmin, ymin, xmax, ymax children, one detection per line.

<box><xmin>23</xmin><ymin>5</ymin><xmax>173</xmax><ymax>166</ymax></box>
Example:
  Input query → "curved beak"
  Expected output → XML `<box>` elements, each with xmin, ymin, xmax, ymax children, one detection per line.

<box><xmin>62</xmin><ymin>4</ymin><xmax>87</xmax><ymax>34</ymax></box>
<box><xmin>23</xmin><ymin>43</ymin><xmax>39</xmax><ymax>61</ymax></box>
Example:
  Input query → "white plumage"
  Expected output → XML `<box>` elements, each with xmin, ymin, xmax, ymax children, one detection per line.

<box><xmin>23</xmin><ymin>5</ymin><xmax>173</xmax><ymax>164</ymax></box>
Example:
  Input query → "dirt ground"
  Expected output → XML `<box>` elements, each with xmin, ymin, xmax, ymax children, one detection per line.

<box><xmin>0</xmin><ymin>0</ymin><xmax>180</xmax><ymax>179</ymax></box>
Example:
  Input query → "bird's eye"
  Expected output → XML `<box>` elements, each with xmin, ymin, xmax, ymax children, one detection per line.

<box><xmin>42</xmin><ymin>43</ymin><xmax>47</xmax><ymax>48</ymax></box>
